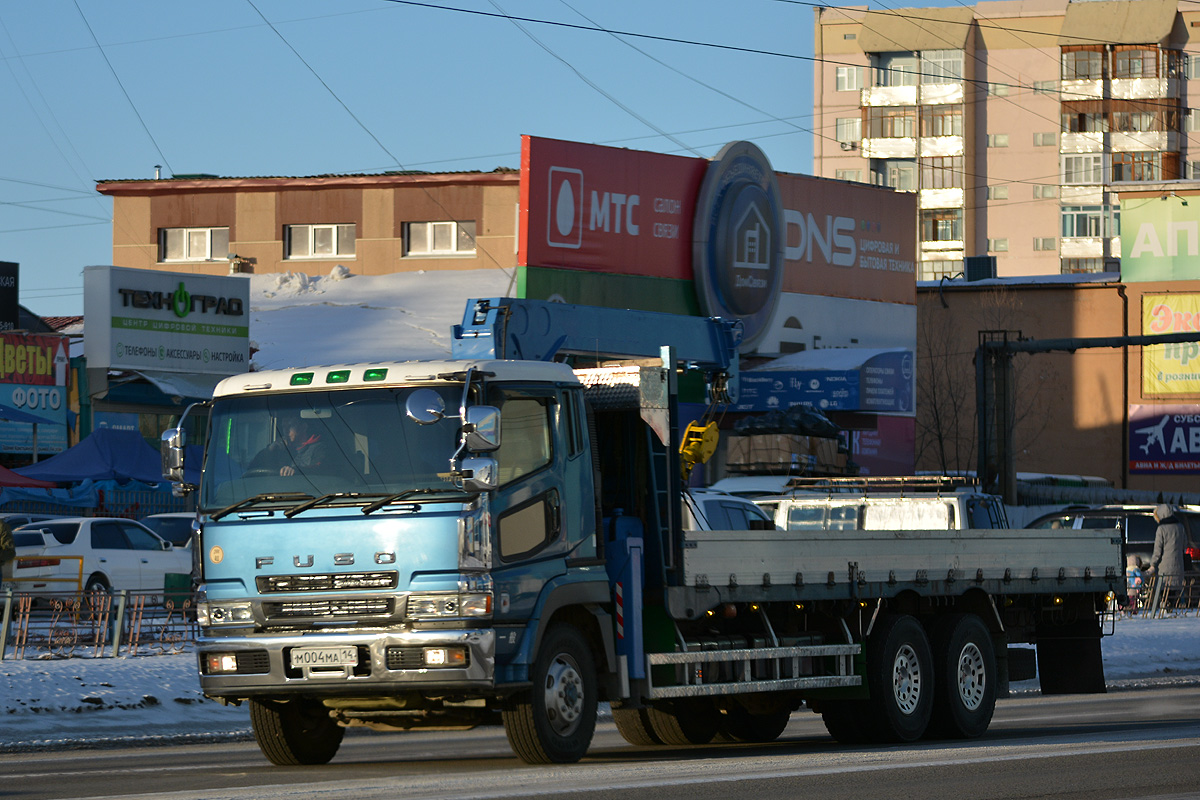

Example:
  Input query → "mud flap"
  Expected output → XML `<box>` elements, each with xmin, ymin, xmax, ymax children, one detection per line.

<box><xmin>1035</xmin><ymin>618</ymin><xmax>1106</xmax><ymax>694</ymax></box>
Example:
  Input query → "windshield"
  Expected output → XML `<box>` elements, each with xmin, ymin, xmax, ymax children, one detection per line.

<box><xmin>201</xmin><ymin>386</ymin><xmax>462</xmax><ymax>512</ymax></box>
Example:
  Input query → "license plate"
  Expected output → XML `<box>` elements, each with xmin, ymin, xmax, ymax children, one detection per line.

<box><xmin>290</xmin><ymin>646</ymin><xmax>358</xmax><ymax>668</ymax></box>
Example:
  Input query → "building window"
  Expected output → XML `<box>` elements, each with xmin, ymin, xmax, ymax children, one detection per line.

<box><xmin>1063</xmin><ymin>154</ymin><xmax>1104</xmax><ymax>184</ymax></box>
<box><xmin>920</xmin><ymin>50</ymin><xmax>963</xmax><ymax>84</ymax></box>
<box><xmin>1187</xmin><ymin>54</ymin><xmax>1200</xmax><ymax>79</ymax></box>
<box><xmin>987</xmin><ymin>186</ymin><xmax>1009</xmax><ymax>200</ymax></box>
<box><xmin>875</xmin><ymin>53</ymin><xmax>920</xmax><ymax>87</ymax></box>
<box><xmin>987</xmin><ymin>238</ymin><xmax>1009</xmax><ymax>252</ymax></box>
<box><xmin>285</xmin><ymin>224</ymin><xmax>355</xmax><ymax>259</ymax></box>
<box><xmin>1186</xmin><ymin>110</ymin><xmax>1200</xmax><ymax>132</ymax></box>
<box><xmin>835</xmin><ymin>117</ymin><xmax>862</xmax><ymax>143</ymax></box>
<box><xmin>867</xmin><ymin>107</ymin><xmax>916</xmax><ymax>138</ymax></box>
<box><xmin>1033</xmin><ymin>237</ymin><xmax>1057</xmax><ymax>251</ymax></box>
<box><xmin>159</xmin><ymin>227</ymin><xmax>229</xmax><ymax>262</ymax></box>
<box><xmin>1114</xmin><ymin>48</ymin><xmax>1157</xmax><ymax>79</ymax></box>
<box><xmin>920</xmin><ymin>209</ymin><xmax>962</xmax><ymax>243</ymax></box>
<box><xmin>835</xmin><ymin>169</ymin><xmax>863</xmax><ymax>182</ymax></box>
<box><xmin>1188</xmin><ymin>161</ymin><xmax>1200</xmax><ymax>179</ymax></box>
<box><xmin>874</xmin><ymin>160</ymin><xmax>916</xmax><ymax>191</ymax></box>
<box><xmin>1034</xmin><ymin>132</ymin><xmax>1057</xmax><ymax>146</ymax></box>
<box><xmin>920</xmin><ymin>156</ymin><xmax>963</xmax><ymax>189</ymax></box>
<box><xmin>404</xmin><ymin>221</ymin><xmax>477</xmax><ymax>256</ymax></box>
<box><xmin>1112</xmin><ymin>111</ymin><xmax>1158</xmax><ymax>132</ymax></box>
<box><xmin>1062</xmin><ymin>109</ymin><xmax>1106</xmax><ymax>132</ymax></box>
<box><xmin>987</xmin><ymin>82</ymin><xmax>1010</xmax><ymax>97</ymax></box>
<box><xmin>835</xmin><ymin>66</ymin><xmax>864</xmax><ymax>91</ymax></box>
<box><xmin>1111</xmin><ymin>151</ymin><xmax>1159</xmax><ymax>182</ymax></box>
<box><xmin>920</xmin><ymin>259</ymin><xmax>962</xmax><ymax>280</ymax></box>
<box><xmin>1062</xmin><ymin>48</ymin><xmax>1103</xmax><ymax>80</ymax></box>
<box><xmin>920</xmin><ymin>106</ymin><xmax>963</xmax><ymax>137</ymax></box>
<box><xmin>986</xmin><ymin>134</ymin><xmax>1009</xmax><ymax>148</ymax></box>
<box><xmin>1033</xmin><ymin>80</ymin><xmax>1058</xmax><ymax>95</ymax></box>
<box><xmin>1061</xmin><ymin>206</ymin><xmax>1108</xmax><ymax>238</ymax></box>
<box><xmin>1034</xmin><ymin>184</ymin><xmax>1058</xmax><ymax>199</ymax></box>
<box><xmin>1061</xmin><ymin>258</ymin><xmax>1105</xmax><ymax>274</ymax></box>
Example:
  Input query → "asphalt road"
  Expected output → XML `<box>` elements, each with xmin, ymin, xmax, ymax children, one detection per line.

<box><xmin>4</xmin><ymin>688</ymin><xmax>1200</xmax><ymax>800</ymax></box>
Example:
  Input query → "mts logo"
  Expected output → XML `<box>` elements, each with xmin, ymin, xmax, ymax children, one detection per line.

<box><xmin>547</xmin><ymin>166</ymin><xmax>640</xmax><ymax>249</ymax></box>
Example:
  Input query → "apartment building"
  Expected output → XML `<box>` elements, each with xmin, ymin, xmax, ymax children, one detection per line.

<box><xmin>813</xmin><ymin>0</ymin><xmax>1199</xmax><ymax>281</ymax></box>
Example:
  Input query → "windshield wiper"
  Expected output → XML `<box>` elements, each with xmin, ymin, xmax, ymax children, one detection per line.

<box><xmin>361</xmin><ymin>488</ymin><xmax>470</xmax><ymax>516</ymax></box>
<box><xmin>211</xmin><ymin>493</ymin><xmax>314</xmax><ymax>521</ymax></box>
<box><xmin>284</xmin><ymin>492</ymin><xmax>393</xmax><ymax>518</ymax></box>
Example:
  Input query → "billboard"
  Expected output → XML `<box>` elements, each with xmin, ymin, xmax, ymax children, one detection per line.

<box><xmin>1142</xmin><ymin>293</ymin><xmax>1200</xmax><ymax>395</ymax></box>
<box><xmin>0</xmin><ymin>262</ymin><xmax>18</xmax><ymax>332</ymax></box>
<box><xmin>732</xmin><ymin>351</ymin><xmax>915</xmax><ymax>415</ymax></box>
<box><xmin>0</xmin><ymin>332</ymin><xmax>70</xmax><ymax>454</ymax></box>
<box><xmin>1121</xmin><ymin>197</ymin><xmax>1200</xmax><ymax>282</ymax></box>
<box><xmin>1129</xmin><ymin>404</ymin><xmax>1200</xmax><ymax>473</ymax></box>
<box><xmin>83</xmin><ymin>266</ymin><xmax>250</xmax><ymax>375</ymax></box>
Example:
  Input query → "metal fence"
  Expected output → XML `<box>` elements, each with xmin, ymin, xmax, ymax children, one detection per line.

<box><xmin>1</xmin><ymin>589</ymin><xmax>198</xmax><ymax>660</ymax></box>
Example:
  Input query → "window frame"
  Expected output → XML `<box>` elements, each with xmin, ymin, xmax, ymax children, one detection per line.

<box><xmin>158</xmin><ymin>226</ymin><xmax>230</xmax><ymax>263</ymax></box>
<box><xmin>403</xmin><ymin>220</ymin><xmax>478</xmax><ymax>257</ymax></box>
<box><xmin>284</xmin><ymin>223</ymin><xmax>356</xmax><ymax>260</ymax></box>
<box><xmin>835</xmin><ymin>66</ymin><xmax>864</xmax><ymax>92</ymax></box>
<box><xmin>1111</xmin><ymin>151</ymin><xmax>1160</xmax><ymax>182</ymax></box>
<box><xmin>1062</xmin><ymin>153</ymin><xmax>1105</xmax><ymax>185</ymax></box>
<box><xmin>920</xmin><ymin>156</ymin><xmax>963</xmax><ymax>189</ymax></box>
<box><xmin>920</xmin><ymin>209</ymin><xmax>962</xmax><ymax>243</ymax></box>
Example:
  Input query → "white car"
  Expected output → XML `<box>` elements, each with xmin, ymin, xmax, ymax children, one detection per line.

<box><xmin>10</xmin><ymin>517</ymin><xmax>192</xmax><ymax>595</ymax></box>
<box><xmin>683</xmin><ymin>489</ymin><xmax>778</xmax><ymax>531</ymax></box>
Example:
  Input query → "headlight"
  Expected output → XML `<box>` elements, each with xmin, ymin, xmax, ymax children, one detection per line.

<box><xmin>197</xmin><ymin>601</ymin><xmax>253</xmax><ymax>627</ymax></box>
<box><xmin>406</xmin><ymin>592</ymin><xmax>492</xmax><ymax>619</ymax></box>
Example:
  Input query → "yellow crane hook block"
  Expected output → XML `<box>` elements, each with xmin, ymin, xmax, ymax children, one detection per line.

<box><xmin>680</xmin><ymin>421</ymin><xmax>720</xmax><ymax>480</ymax></box>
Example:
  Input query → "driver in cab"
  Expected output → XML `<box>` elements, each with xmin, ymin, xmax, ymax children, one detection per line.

<box><xmin>249</xmin><ymin>416</ymin><xmax>330</xmax><ymax>476</ymax></box>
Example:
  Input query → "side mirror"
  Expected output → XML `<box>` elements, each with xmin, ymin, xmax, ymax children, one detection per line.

<box><xmin>161</xmin><ymin>428</ymin><xmax>187</xmax><ymax>482</ymax></box>
<box><xmin>406</xmin><ymin>389</ymin><xmax>446</xmax><ymax>425</ymax></box>
<box><xmin>458</xmin><ymin>456</ymin><xmax>498</xmax><ymax>492</ymax></box>
<box><xmin>463</xmin><ymin>406</ymin><xmax>501</xmax><ymax>452</ymax></box>
<box><xmin>161</xmin><ymin>538</ymin><xmax>172</xmax><ymax>551</ymax></box>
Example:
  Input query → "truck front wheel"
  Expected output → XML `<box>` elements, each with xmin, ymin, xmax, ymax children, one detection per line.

<box><xmin>503</xmin><ymin>624</ymin><xmax>598</xmax><ymax>764</ymax></box>
<box><xmin>249</xmin><ymin>697</ymin><xmax>344</xmax><ymax>765</ymax></box>
<box><xmin>928</xmin><ymin>614</ymin><xmax>996</xmax><ymax>739</ymax></box>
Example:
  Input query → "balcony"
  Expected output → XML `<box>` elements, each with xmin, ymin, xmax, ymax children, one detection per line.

<box><xmin>1060</xmin><ymin>237</ymin><xmax>1104</xmax><ymax>258</ymax></box>
<box><xmin>920</xmin><ymin>239</ymin><xmax>964</xmax><ymax>253</ymax></box>
<box><xmin>862</xmin><ymin>85</ymin><xmax>917</xmax><ymax>107</ymax></box>
<box><xmin>1060</xmin><ymin>185</ymin><xmax>1105</xmax><ymax>204</ymax></box>
<box><xmin>862</xmin><ymin>137</ymin><xmax>917</xmax><ymax>159</ymax></box>
<box><xmin>1111</xmin><ymin>77</ymin><xmax>1176</xmax><ymax>100</ymax></box>
<box><xmin>1110</xmin><ymin>131</ymin><xmax>1175</xmax><ymax>153</ymax></box>
<box><xmin>920</xmin><ymin>188</ymin><xmax>964</xmax><ymax>209</ymax></box>
<box><xmin>919</xmin><ymin>136</ymin><xmax>964</xmax><ymax>157</ymax></box>
<box><xmin>1060</xmin><ymin>132</ymin><xmax>1104</xmax><ymax>154</ymax></box>
<box><xmin>919</xmin><ymin>83</ymin><xmax>964</xmax><ymax>106</ymax></box>
<box><xmin>1060</xmin><ymin>79</ymin><xmax>1103</xmax><ymax>101</ymax></box>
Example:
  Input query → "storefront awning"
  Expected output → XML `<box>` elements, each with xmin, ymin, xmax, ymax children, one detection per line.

<box><xmin>129</xmin><ymin>370</ymin><xmax>226</xmax><ymax>402</ymax></box>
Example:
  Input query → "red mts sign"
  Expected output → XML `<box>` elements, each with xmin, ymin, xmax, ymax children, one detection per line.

<box><xmin>0</xmin><ymin>334</ymin><xmax>68</xmax><ymax>386</ymax></box>
<box><xmin>520</xmin><ymin>136</ymin><xmax>707</xmax><ymax>279</ymax></box>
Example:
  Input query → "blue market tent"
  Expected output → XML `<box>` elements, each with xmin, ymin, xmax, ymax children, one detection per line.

<box><xmin>13</xmin><ymin>428</ymin><xmax>201</xmax><ymax>485</ymax></box>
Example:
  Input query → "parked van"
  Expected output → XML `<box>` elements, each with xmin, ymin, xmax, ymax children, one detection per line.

<box><xmin>756</xmin><ymin>477</ymin><xmax>1010</xmax><ymax>532</ymax></box>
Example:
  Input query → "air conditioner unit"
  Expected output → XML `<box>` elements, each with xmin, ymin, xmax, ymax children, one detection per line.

<box><xmin>839</xmin><ymin>141</ymin><xmax>858</xmax><ymax>151</ymax></box>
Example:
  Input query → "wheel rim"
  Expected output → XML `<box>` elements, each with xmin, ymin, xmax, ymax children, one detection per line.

<box><xmin>892</xmin><ymin>643</ymin><xmax>923</xmax><ymax>715</ymax></box>
<box><xmin>543</xmin><ymin>652</ymin><xmax>585</xmax><ymax>737</ymax></box>
<box><xmin>955</xmin><ymin>642</ymin><xmax>987</xmax><ymax>711</ymax></box>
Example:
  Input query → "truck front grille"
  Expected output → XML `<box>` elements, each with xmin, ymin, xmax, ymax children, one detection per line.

<box><xmin>263</xmin><ymin>598</ymin><xmax>394</xmax><ymax>619</ymax></box>
<box><xmin>256</xmin><ymin>571</ymin><xmax>398</xmax><ymax>593</ymax></box>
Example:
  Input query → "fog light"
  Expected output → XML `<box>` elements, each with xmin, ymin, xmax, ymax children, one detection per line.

<box><xmin>423</xmin><ymin>647</ymin><xmax>467</xmax><ymax>667</ymax></box>
<box><xmin>206</xmin><ymin>653</ymin><xmax>239</xmax><ymax>673</ymax></box>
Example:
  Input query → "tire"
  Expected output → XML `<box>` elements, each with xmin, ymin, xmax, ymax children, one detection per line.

<box><xmin>249</xmin><ymin>697</ymin><xmax>344</xmax><ymax>765</ymax></box>
<box><xmin>646</xmin><ymin>698</ymin><xmax>720</xmax><ymax>745</ymax></box>
<box><xmin>819</xmin><ymin>701</ymin><xmax>872</xmax><ymax>744</ymax></box>
<box><xmin>859</xmin><ymin>614</ymin><xmax>934</xmax><ymax>743</ymax></box>
<box><xmin>502</xmin><ymin>624</ymin><xmax>598</xmax><ymax>764</ymax></box>
<box><xmin>612</xmin><ymin>707</ymin><xmax>662</xmax><ymax>746</ymax></box>
<box><xmin>927</xmin><ymin>614</ymin><xmax>996</xmax><ymax>739</ymax></box>
<box><xmin>718</xmin><ymin>705</ymin><xmax>791</xmax><ymax>743</ymax></box>
<box><xmin>84</xmin><ymin>574</ymin><xmax>110</xmax><ymax>595</ymax></box>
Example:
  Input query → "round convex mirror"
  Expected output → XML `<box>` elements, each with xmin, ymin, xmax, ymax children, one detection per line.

<box><xmin>405</xmin><ymin>388</ymin><xmax>446</xmax><ymax>425</ymax></box>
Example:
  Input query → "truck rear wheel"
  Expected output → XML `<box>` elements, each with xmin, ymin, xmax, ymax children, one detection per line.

<box><xmin>249</xmin><ymin>697</ymin><xmax>344</xmax><ymax>765</ymax></box>
<box><xmin>647</xmin><ymin>698</ymin><xmax>720</xmax><ymax>745</ymax></box>
<box><xmin>928</xmin><ymin>614</ymin><xmax>996</xmax><ymax>739</ymax></box>
<box><xmin>820</xmin><ymin>701</ymin><xmax>871</xmax><ymax>744</ymax></box>
<box><xmin>612</xmin><ymin>707</ymin><xmax>663</xmax><ymax>746</ymax></box>
<box><xmin>503</xmin><ymin>624</ymin><xmax>598</xmax><ymax>764</ymax></box>
<box><xmin>860</xmin><ymin>614</ymin><xmax>934</xmax><ymax>742</ymax></box>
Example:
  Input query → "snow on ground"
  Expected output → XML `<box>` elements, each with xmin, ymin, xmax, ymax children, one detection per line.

<box><xmin>2</xmin><ymin>616</ymin><xmax>1199</xmax><ymax>752</ymax></box>
<box><xmin>247</xmin><ymin>267</ymin><xmax>515</xmax><ymax>370</ymax></box>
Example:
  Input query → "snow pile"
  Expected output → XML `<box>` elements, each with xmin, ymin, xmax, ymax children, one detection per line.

<box><xmin>245</xmin><ymin>267</ymin><xmax>515</xmax><ymax>371</ymax></box>
<box><xmin>1</xmin><ymin>615</ymin><xmax>1199</xmax><ymax>751</ymax></box>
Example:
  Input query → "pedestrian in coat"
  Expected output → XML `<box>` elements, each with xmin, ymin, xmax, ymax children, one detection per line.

<box><xmin>1148</xmin><ymin>504</ymin><xmax>1187</xmax><ymax>614</ymax></box>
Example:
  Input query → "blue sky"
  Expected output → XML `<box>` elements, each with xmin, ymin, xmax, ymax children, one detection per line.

<box><xmin>0</xmin><ymin>0</ymin><xmax>939</xmax><ymax>318</ymax></box>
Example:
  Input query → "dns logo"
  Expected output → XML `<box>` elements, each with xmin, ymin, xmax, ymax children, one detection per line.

<box><xmin>547</xmin><ymin>167</ymin><xmax>584</xmax><ymax>249</ymax></box>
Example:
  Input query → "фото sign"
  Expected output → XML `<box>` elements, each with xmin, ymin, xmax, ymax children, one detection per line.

<box><xmin>1121</xmin><ymin>197</ymin><xmax>1200</xmax><ymax>281</ymax></box>
<box><xmin>1142</xmin><ymin>293</ymin><xmax>1200</xmax><ymax>395</ymax></box>
<box><xmin>0</xmin><ymin>332</ymin><xmax>70</xmax><ymax>454</ymax></box>
<box><xmin>84</xmin><ymin>266</ymin><xmax>250</xmax><ymax>375</ymax></box>
<box><xmin>1129</xmin><ymin>404</ymin><xmax>1200</xmax><ymax>473</ymax></box>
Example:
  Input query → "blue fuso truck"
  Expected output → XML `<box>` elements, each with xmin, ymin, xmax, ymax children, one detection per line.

<box><xmin>162</xmin><ymin>298</ymin><xmax>1124</xmax><ymax>766</ymax></box>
